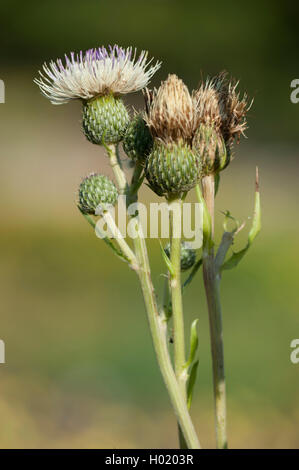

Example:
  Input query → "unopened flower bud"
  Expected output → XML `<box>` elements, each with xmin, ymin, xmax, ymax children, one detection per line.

<box><xmin>78</xmin><ymin>173</ymin><xmax>118</xmax><ymax>214</ymax></box>
<box><xmin>164</xmin><ymin>241</ymin><xmax>196</xmax><ymax>271</ymax></box>
<box><xmin>123</xmin><ymin>114</ymin><xmax>153</xmax><ymax>163</ymax></box>
<box><xmin>193</xmin><ymin>124</ymin><xmax>230</xmax><ymax>176</ymax></box>
<box><xmin>82</xmin><ymin>94</ymin><xmax>130</xmax><ymax>145</ymax></box>
<box><xmin>145</xmin><ymin>141</ymin><xmax>200</xmax><ymax>198</ymax></box>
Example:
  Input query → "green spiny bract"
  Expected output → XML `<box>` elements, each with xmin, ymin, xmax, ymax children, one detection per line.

<box><xmin>164</xmin><ymin>241</ymin><xmax>196</xmax><ymax>271</ymax></box>
<box><xmin>82</xmin><ymin>95</ymin><xmax>130</xmax><ymax>145</ymax></box>
<box><xmin>78</xmin><ymin>173</ymin><xmax>118</xmax><ymax>215</ymax></box>
<box><xmin>192</xmin><ymin>124</ymin><xmax>230</xmax><ymax>176</ymax></box>
<box><xmin>145</xmin><ymin>141</ymin><xmax>200</xmax><ymax>198</ymax></box>
<box><xmin>123</xmin><ymin>114</ymin><xmax>153</xmax><ymax>163</ymax></box>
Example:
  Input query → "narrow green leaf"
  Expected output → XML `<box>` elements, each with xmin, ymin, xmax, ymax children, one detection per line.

<box><xmin>248</xmin><ymin>187</ymin><xmax>261</xmax><ymax>244</ymax></box>
<box><xmin>185</xmin><ymin>319</ymin><xmax>199</xmax><ymax>368</ymax></box>
<box><xmin>131</xmin><ymin>173</ymin><xmax>144</xmax><ymax>194</ymax></box>
<box><xmin>159</xmin><ymin>241</ymin><xmax>175</xmax><ymax>276</ymax></box>
<box><xmin>187</xmin><ymin>360</ymin><xmax>199</xmax><ymax>409</ymax></box>
<box><xmin>214</xmin><ymin>173</ymin><xmax>220</xmax><ymax>197</ymax></box>
<box><xmin>222</xmin><ymin>168</ymin><xmax>261</xmax><ymax>271</ymax></box>
<box><xmin>182</xmin><ymin>258</ymin><xmax>203</xmax><ymax>292</ymax></box>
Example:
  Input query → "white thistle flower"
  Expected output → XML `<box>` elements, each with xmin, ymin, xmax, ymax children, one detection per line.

<box><xmin>34</xmin><ymin>45</ymin><xmax>161</xmax><ymax>105</ymax></box>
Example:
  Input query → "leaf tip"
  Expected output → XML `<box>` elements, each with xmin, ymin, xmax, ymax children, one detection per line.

<box><xmin>255</xmin><ymin>166</ymin><xmax>259</xmax><ymax>193</ymax></box>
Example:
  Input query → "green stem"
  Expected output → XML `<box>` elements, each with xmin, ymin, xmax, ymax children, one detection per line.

<box><xmin>162</xmin><ymin>272</ymin><xmax>171</xmax><ymax>320</ymax></box>
<box><xmin>127</xmin><ymin>162</ymin><xmax>144</xmax><ymax>206</ymax></box>
<box><xmin>168</xmin><ymin>198</ymin><xmax>188</xmax><ymax>449</ymax></box>
<box><xmin>80</xmin><ymin>210</ymin><xmax>129</xmax><ymax>263</ymax></box>
<box><xmin>133</xmin><ymin>225</ymin><xmax>200</xmax><ymax>449</ymax></box>
<box><xmin>102</xmin><ymin>210</ymin><xmax>138</xmax><ymax>270</ymax></box>
<box><xmin>201</xmin><ymin>174</ymin><xmax>227</xmax><ymax>449</ymax></box>
<box><xmin>106</xmin><ymin>143</ymin><xmax>127</xmax><ymax>194</ymax></box>
<box><xmin>169</xmin><ymin>199</ymin><xmax>186</xmax><ymax>386</ymax></box>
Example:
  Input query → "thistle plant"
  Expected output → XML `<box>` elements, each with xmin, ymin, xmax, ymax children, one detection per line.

<box><xmin>35</xmin><ymin>44</ymin><xmax>261</xmax><ymax>449</ymax></box>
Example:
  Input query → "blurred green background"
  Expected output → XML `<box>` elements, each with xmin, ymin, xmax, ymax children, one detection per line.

<box><xmin>0</xmin><ymin>0</ymin><xmax>299</xmax><ymax>448</ymax></box>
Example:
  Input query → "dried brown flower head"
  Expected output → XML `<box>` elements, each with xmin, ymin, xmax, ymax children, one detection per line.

<box><xmin>194</xmin><ymin>72</ymin><xmax>250</xmax><ymax>149</ymax></box>
<box><xmin>144</xmin><ymin>74</ymin><xmax>196</xmax><ymax>144</ymax></box>
<box><xmin>191</xmin><ymin>72</ymin><xmax>250</xmax><ymax>176</ymax></box>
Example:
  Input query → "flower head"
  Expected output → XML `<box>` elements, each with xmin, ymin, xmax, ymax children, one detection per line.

<box><xmin>193</xmin><ymin>72</ymin><xmax>249</xmax><ymax>148</ymax></box>
<box><xmin>78</xmin><ymin>173</ymin><xmax>118</xmax><ymax>215</ymax></box>
<box><xmin>143</xmin><ymin>74</ymin><xmax>200</xmax><ymax>198</ymax></box>
<box><xmin>144</xmin><ymin>74</ymin><xmax>196</xmax><ymax>144</ymax></box>
<box><xmin>34</xmin><ymin>45</ymin><xmax>161</xmax><ymax>105</ymax></box>
<box><xmin>192</xmin><ymin>72</ymin><xmax>250</xmax><ymax>175</ymax></box>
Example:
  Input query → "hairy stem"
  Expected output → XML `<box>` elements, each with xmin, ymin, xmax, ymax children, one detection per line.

<box><xmin>202</xmin><ymin>174</ymin><xmax>227</xmax><ymax>449</ymax></box>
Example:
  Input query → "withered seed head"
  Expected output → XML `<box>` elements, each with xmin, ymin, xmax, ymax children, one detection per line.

<box><xmin>219</xmin><ymin>78</ymin><xmax>249</xmax><ymax>147</ymax></box>
<box><xmin>144</xmin><ymin>74</ymin><xmax>195</xmax><ymax>144</ymax></box>
<box><xmin>192</xmin><ymin>72</ymin><xmax>250</xmax><ymax>176</ymax></box>
<box><xmin>193</xmin><ymin>72</ymin><xmax>249</xmax><ymax>149</ymax></box>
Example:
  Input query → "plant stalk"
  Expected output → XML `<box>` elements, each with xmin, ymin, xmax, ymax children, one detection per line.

<box><xmin>169</xmin><ymin>199</ymin><xmax>186</xmax><ymax>393</ymax></box>
<box><xmin>106</xmin><ymin>143</ymin><xmax>127</xmax><ymax>194</ymax></box>
<box><xmin>168</xmin><ymin>198</ymin><xmax>188</xmax><ymax>448</ymax></box>
<box><xmin>202</xmin><ymin>174</ymin><xmax>227</xmax><ymax>449</ymax></box>
<box><xmin>133</xmin><ymin>223</ymin><xmax>200</xmax><ymax>449</ymax></box>
<box><xmin>107</xmin><ymin>148</ymin><xmax>201</xmax><ymax>449</ymax></box>
<box><xmin>102</xmin><ymin>210</ymin><xmax>138</xmax><ymax>270</ymax></box>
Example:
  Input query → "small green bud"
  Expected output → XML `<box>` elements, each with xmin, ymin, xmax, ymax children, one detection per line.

<box><xmin>82</xmin><ymin>94</ymin><xmax>130</xmax><ymax>145</ymax></box>
<box><xmin>145</xmin><ymin>141</ymin><xmax>200</xmax><ymax>198</ymax></box>
<box><xmin>193</xmin><ymin>124</ymin><xmax>230</xmax><ymax>176</ymax></box>
<box><xmin>78</xmin><ymin>173</ymin><xmax>118</xmax><ymax>215</ymax></box>
<box><xmin>123</xmin><ymin>114</ymin><xmax>153</xmax><ymax>163</ymax></box>
<box><xmin>164</xmin><ymin>241</ymin><xmax>196</xmax><ymax>271</ymax></box>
